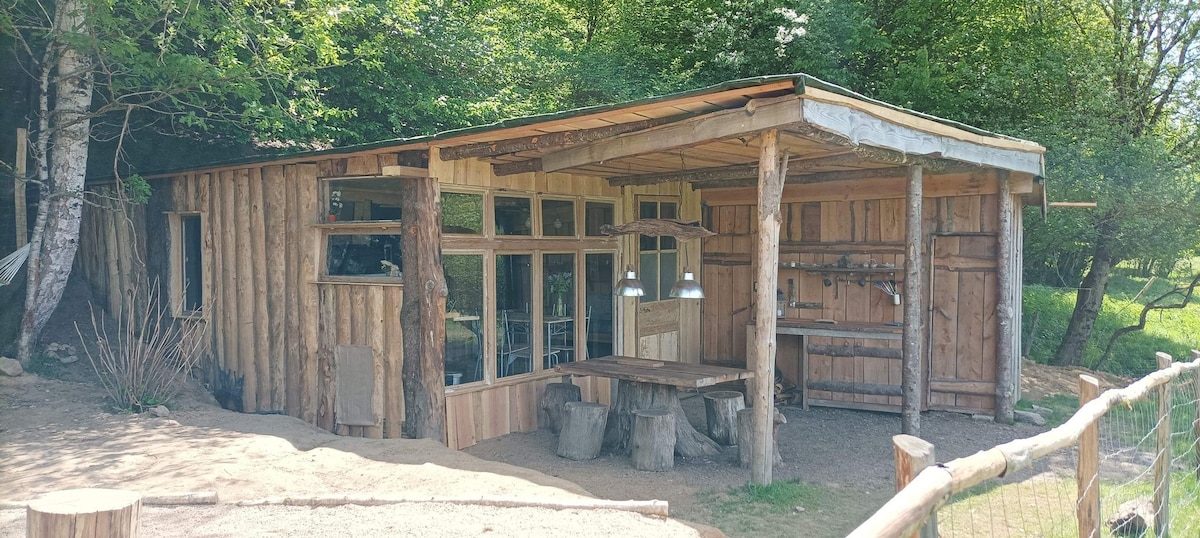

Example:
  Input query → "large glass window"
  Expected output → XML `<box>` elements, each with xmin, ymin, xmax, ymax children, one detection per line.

<box><xmin>325</xmin><ymin>234</ymin><xmax>402</xmax><ymax>277</ymax></box>
<box><xmin>326</xmin><ymin>178</ymin><xmax>404</xmax><ymax>222</ymax></box>
<box><xmin>543</xmin><ymin>253</ymin><xmax>576</xmax><ymax>367</ymax></box>
<box><xmin>496</xmin><ymin>254</ymin><xmax>533</xmax><ymax>378</ymax></box>
<box><xmin>444</xmin><ymin>254</ymin><xmax>484</xmax><ymax>385</ymax></box>
<box><xmin>584</xmin><ymin>253</ymin><xmax>615</xmax><ymax>360</ymax></box>
<box><xmin>638</xmin><ymin>199</ymin><xmax>678</xmax><ymax>302</ymax></box>
<box><xmin>442</xmin><ymin>191</ymin><xmax>483</xmax><ymax>235</ymax></box>
<box><xmin>541</xmin><ymin>199</ymin><xmax>575</xmax><ymax>236</ymax></box>
<box><xmin>494</xmin><ymin>196</ymin><xmax>532</xmax><ymax>236</ymax></box>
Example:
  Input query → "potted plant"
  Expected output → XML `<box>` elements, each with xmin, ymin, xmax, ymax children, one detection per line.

<box><xmin>547</xmin><ymin>273</ymin><xmax>573</xmax><ymax>317</ymax></box>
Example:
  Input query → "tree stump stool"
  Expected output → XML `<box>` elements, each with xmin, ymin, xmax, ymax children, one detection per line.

<box><xmin>631</xmin><ymin>408</ymin><xmax>676</xmax><ymax>471</ymax></box>
<box><xmin>703</xmin><ymin>390</ymin><xmax>745</xmax><ymax>446</ymax></box>
<box><xmin>539</xmin><ymin>382</ymin><xmax>582</xmax><ymax>434</ymax></box>
<box><xmin>557</xmin><ymin>401</ymin><xmax>609</xmax><ymax>460</ymax></box>
<box><xmin>737</xmin><ymin>408</ymin><xmax>785</xmax><ymax>468</ymax></box>
<box><xmin>27</xmin><ymin>488</ymin><xmax>141</xmax><ymax>538</ymax></box>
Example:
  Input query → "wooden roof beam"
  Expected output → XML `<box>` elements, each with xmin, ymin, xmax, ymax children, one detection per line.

<box><xmin>438</xmin><ymin>117</ymin><xmax>680</xmax><ymax>161</ymax></box>
<box><xmin>541</xmin><ymin>95</ymin><xmax>806</xmax><ymax>173</ymax></box>
<box><xmin>608</xmin><ymin>146</ymin><xmax>974</xmax><ymax>187</ymax></box>
<box><xmin>691</xmin><ymin>163</ymin><xmax>980</xmax><ymax>190</ymax></box>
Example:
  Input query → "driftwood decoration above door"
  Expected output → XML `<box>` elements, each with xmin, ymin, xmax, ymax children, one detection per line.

<box><xmin>600</xmin><ymin>218</ymin><xmax>715</xmax><ymax>239</ymax></box>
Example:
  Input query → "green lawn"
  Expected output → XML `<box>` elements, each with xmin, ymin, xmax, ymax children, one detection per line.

<box><xmin>1023</xmin><ymin>266</ymin><xmax>1200</xmax><ymax>376</ymax></box>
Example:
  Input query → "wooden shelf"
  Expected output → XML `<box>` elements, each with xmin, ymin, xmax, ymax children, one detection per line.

<box><xmin>779</xmin><ymin>263</ymin><xmax>898</xmax><ymax>274</ymax></box>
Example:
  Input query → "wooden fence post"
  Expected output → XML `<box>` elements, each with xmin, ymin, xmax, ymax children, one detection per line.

<box><xmin>14</xmin><ymin>128</ymin><xmax>28</xmax><ymax>248</ymax></box>
<box><xmin>1077</xmin><ymin>374</ymin><xmax>1101</xmax><ymax>538</ymax></box>
<box><xmin>1153</xmin><ymin>352</ymin><xmax>1172</xmax><ymax>538</ymax></box>
<box><xmin>893</xmin><ymin>435</ymin><xmax>937</xmax><ymax>538</ymax></box>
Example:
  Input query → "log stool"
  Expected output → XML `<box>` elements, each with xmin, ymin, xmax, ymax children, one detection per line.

<box><xmin>539</xmin><ymin>382</ymin><xmax>582</xmax><ymax>434</ymax></box>
<box><xmin>556</xmin><ymin>401</ymin><xmax>609</xmax><ymax>460</ymax></box>
<box><xmin>631</xmin><ymin>408</ymin><xmax>675</xmax><ymax>471</ymax></box>
<box><xmin>28</xmin><ymin>488</ymin><xmax>141</xmax><ymax>538</ymax></box>
<box><xmin>703</xmin><ymin>390</ymin><xmax>745</xmax><ymax>446</ymax></box>
<box><xmin>737</xmin><ymin>407</ymin><xmax>786</xmax><ymax>468</ymax></box>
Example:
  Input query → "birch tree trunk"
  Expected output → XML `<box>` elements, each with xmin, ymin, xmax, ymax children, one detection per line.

<box><xmin>17</xmin><ymin>0</ymin><xmax>94</xmax><ymax>367</ymax></box>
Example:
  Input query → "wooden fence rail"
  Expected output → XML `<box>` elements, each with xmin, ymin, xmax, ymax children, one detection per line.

<box><xmin>848</xmin><ymin>350</ymin><xmax>1200</xmax><ymax>538</ymax></box>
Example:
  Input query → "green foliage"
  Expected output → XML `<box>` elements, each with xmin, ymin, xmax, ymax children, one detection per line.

<box><xmin>700</xmin><ymin>480</ymin><xmax>864</xmax><ymax>538</ymax></box>
<box><xmin>1023</xmin><ymin>273</ymin><xmax>1200</xmax><ymax>376</ymax></box>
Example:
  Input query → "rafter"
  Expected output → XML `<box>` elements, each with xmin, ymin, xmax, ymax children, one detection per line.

<box><xmin>438</xmin><ymin>117</ymin><xmax>679</xmax><ymax>161</ymax></box>
<box><xmin>492</xmin><ymin>159</ymin><xmax>542</xmax><ymax>177</ymax></box>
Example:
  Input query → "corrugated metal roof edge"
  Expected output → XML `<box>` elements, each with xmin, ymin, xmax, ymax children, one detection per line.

<box><xmin>129</xmin><ymin>73</ymin><xmax>1043</xmax><ymax>179</ymax></box>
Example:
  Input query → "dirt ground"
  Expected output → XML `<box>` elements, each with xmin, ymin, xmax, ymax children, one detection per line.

<box><xmin>0</xmin><ymin>275</ymin><xmax>1082</xmax><ymax>537</ymax></box>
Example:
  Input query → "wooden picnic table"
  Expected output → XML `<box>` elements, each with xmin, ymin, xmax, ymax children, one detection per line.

<box><xmin>556</xmin><ymin>356</ymin><xmax>754</xmax><ymax>457</ymax></box>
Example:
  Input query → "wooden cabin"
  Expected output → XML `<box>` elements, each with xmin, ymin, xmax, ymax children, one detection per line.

<box><xmin>75</xmin><ymin>74</ymin><xmax>1044</xmax><ymax>449</ymax></box>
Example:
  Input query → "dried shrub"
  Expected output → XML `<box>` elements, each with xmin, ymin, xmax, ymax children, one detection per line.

<box><xmin>75</xmin><ymin>279</ymin><xmax>209</xmax><ymax>412</ymax></box>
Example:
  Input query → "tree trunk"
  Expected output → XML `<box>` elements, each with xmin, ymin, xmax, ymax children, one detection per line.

<box><xmin>1053</xmin><ymin>240</ymin><xmax>1118</xmax><ymax>366</ymax></box>
<box><xmin>556</xmin><ymin>401</ymin><xmax>608</xmax><ymax>461</ymax></box>
<box><xmin>630</xmin><ymin>408</ymin><xmax>675</xmax><ymax>471</ymax></box>
<box><xmin>539</xmin><ymin>382</ymin><xmax>582</xmax><ymax>434</ymax></box>
<box><xmin>400</xmin><ymin>176</ymin><xmax>447</xmax><ymax>441</ymax></box>
<box><xmin>17</xmin><ymin>0</ymin><xmax>94</xmax><ymax>367</ymax></box>
<box><xmin>604</xmin><ymin>379</ymin><xmax>719</xmax><ymax>457</ymax></box>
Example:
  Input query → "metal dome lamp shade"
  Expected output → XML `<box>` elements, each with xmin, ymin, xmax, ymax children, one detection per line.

<box><xmin>669</xmin><ymin>269</ymin><xmax>704</xmax><ymax>299</ymax></box>
<box><xmin>614</xmin><ymin>266</ymin><xmax>645</xmax><ymax>297</ymax></box>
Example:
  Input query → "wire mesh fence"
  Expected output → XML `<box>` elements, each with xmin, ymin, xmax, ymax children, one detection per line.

<box><xmin>849</xmin><ymin>351</ymin><xmax>1200</xmax><ymax>538</ymax></box>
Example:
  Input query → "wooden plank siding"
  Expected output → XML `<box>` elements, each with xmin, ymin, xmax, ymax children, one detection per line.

<box><xmin>701</xmin><ymin>180</ymin><xmax>1008</xmax><ymax>414</ymax></box>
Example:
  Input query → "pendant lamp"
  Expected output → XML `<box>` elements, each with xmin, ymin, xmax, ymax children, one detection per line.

<box><xmin>669</xmin><ymin>269</ymin><xmax>704</xmax><ymax>299</ymax></box>
<box><xmin>614</xmin><ymin>266</ymin><xmax>645</xmax><ymax>297</ymax></box>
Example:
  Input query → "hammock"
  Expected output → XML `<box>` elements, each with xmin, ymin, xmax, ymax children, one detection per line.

<box><xmin>0</xmin><ymin>244</ymin><xmax>31</xmax><ymax>286</ymax></box>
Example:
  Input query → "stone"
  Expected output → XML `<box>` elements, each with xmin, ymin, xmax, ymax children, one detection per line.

<box><xmin>1107</xmin><ymin>498</ymin><xmax>1152</xmax><ymax>536</ymax></box>
<box><xmin>1030</xmin><ymin>404</ymin><xmax>1053</xmax><ymax>415</ymax></box>
<box><xmin>58</xmin><ymin>354</ymin><xmax>80</xmax><ymax>364</ymax></box>
<box><xmin>149</xmin><ymin>405</ymin><xmax>170</xmax><ymax>418</ymax></box>
<box><xmin>0</xmin><ymin>357</ymin><xmax>23</xmax><ymax>377</ymax></box>
<box><xmin>1014</xmin><ymin>410</ymin><xmax>1047</xmax><ymax>426</ymax></box>
<box><xmin>970</xmin><ymin>414</ymin><xmax>994</xmax><ymax>423</ymax></box>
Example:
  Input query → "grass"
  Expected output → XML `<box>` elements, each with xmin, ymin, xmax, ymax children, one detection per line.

<box><xmin>1016</xmin><ymin>393</ymin><xmax>1079</xmax><ymax>427</ymax></box>
<box><xmin>699</xmin><ymin>480</ymin><xmax>876</xmax><ymax>538</ymax></box>
<box><xmin>939</xmin><ymin>472</ymin><xmax>1200</xmax><ymax>537</ymax></box>
<box><xmin>1023</xmin><ymin>266</ymin><xmax>1200</xmax><ymax>377</ymax></box>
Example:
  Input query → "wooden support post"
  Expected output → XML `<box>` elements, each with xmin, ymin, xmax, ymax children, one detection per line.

<box><xmin>738</xmin><ymin>407</ymin><xmax>783</xmax><ymax>467</ymax></box>
<box><xmin>400</xmin><ymin>176</ymin><xmax>447</xmax><ymax>442</ymax></box>
<box><xmin>995</xmin><ymin>171</ymin><xmax>1016</xmax><ymax>424</ymax></box>
<box><xmin>901</xmin><ymin>165</ymin><xmax>924</xmax><ymax>436</ymax></box>
<box><xmin>14</xmin><ymin>127</ymin><xmax>27</xmax><ymax>247</ymax></box>
<box><xmin>704</xmin><ymin>390</ymin><xmax>745</xmax><ymax>446</ymax></box>
<box><xmin>540</xmin><ymin>382</ymin><xmax>582</xmax><ymax>434</ymax></box>
<box><xmin>27</xmin><ymin>488</ymin><xmax>141</xmax><ymax>538</ymax></box>
<box><xmin>632</xmin><ymin>408</ymin><xmax>675</xmax><ymax>471</ymax></box>
<box><xmin>1152</xmin><ymin>352</ymin><xmax>1172</xmax><ymax>537</ymax></box>
<box><xmin>1077</xmin><ymin>374</ymin><xmax>1101</xmax><ymax>538</ymax></box>
<box><xmin>893</xmin><ymin>435</ymin><xmax>937</xmax><ymax>538</ymax></box>
<box><xmin>1193</xmin><ymin>350</ymin><xmax>1200</xmax><ymax>480</ymax></box>
<box><xmin>751</xmin><ymin>129</ymin><xmax>786</xmax><ymax>485</ymax></box>
<box><xmin>557</xmin><ymin>401</ymin><xmax>609</xmax><ymax>461</ymax></box>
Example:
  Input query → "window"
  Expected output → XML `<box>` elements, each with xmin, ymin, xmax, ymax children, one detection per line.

<box><xmin>584</xmin><ymin>253</ymin><xmax>614</xmax><ymax>359</ymax></box>
<box><xmin>444</xmin><ymin>254</ymin><xmax>484</xmax><ymax>385</ymax></box>
<box><xmin>178</xmin><ymin>214</ymin><xmax>203</xmax><ymax>313</ymax></box>
<box><xmin>585</xmin><ymin>201</ymin><xmax>614</xmax><ymax>236</ymax></box>
<box><xmin>638</xmin><ymin>198</ymin><xmax>678</xmax><ymax>302</ymax></box>
<box><xmin>326</xmin><ymin>177</ymin><xmax>404</xmax><ymax>222</ymax></box>
<box><xmin>496</xmin><ymin>254</ymin><xmax>533</xmax><ymax>378</ymax></box>
<box><xmin>325</xmin><ymin>234</ymin><xmax>402</xmax><ymax>277</ymax></box>
<box><xmin>442</xmin><ymin>191</ymin><xmax>484</xmax><ymax>235</ymax></box>
<box><xmin>541</xmin><ymin>199</ymin><xmax>575</xmax><ymax>236</ymax></box>
<box><xmin>494</xmin><ymin>196</ymin><xmax>532</xmax><ymax>236</ymax></box>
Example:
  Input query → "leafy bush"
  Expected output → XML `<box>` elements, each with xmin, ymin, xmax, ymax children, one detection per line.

<box><xmin>76</xmin><ymin>280</ymin><xmax>209</xmax><ymax>412</ymax></box>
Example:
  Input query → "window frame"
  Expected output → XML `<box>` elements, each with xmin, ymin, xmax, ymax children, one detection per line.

<box><xmin>321</xmin><ymin>175</ymin><xmax>407</xmax><ymax>224</ymax></box>
<box><xmin>636</xmin><ymin>195</ymin><xmax>680</xmax><ymax>303</ymax></box>
<box><xmin>167</xmin><ymin>211</ymin><xmax>206</xmax><ymax>318</ymax></box>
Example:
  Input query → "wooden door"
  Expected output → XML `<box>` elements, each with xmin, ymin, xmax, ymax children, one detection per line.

<box><xmin>928</xmin><ymin>235</ymin><xmax>998</xmax><ymax>413</ymax></box>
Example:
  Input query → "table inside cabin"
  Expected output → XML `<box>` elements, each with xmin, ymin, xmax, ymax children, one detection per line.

<box><xmin>555</xmin><ymin>356</ymin><xmax>754</xmax><ymax>457</ymax></box>
<box><xmin>751</xmin><ymin>319</ymin><xmax>903</xmax><ymax>409</ymax></box>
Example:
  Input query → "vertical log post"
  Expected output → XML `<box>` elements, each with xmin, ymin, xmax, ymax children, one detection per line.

<box><xmin>704</xmin><ymin>390</ymin><xmax>745</xmax><ymax>446</ymax></box>
<box><xmin>14</xmin><ymin>127</ymin><xmax>27</xmax><ymax>247</ymax></box>
<box><xmin>893</xmin><ymin>435</ymin><xmax>937</xmax><ymax>538</ymax></box>
<box><xmin>1152</xmin><ymin>352</ymin><xmax>1172</xmax><ymax>537</ymax></box>
<box><xmin>901</xmin><ymin>165</ymin><xmax>924</xmax><ymax>436</ymax></box>
<box><xmin>751</xmin><ymin>129</ymin><xmax>787</xmax><ymax>485</ymax></box>
<box><xmin>995</xmin><ymin>171</ymin><xmax>1015</xmax><ymax>424</ymax></box>
<box><xmin>400</xmin><ymin>174</ymin><xmax>447</xmax><ymax>442</ymax></box>
<box><xmin>1192</xmin><ymin>350</ymin><xmax>1200</xmax><ymax>480</ymax></box>
<box><xmin>1077</xmin><ymin>374</ymin><xmax>1101</xmax><ymax>538</ymax></box>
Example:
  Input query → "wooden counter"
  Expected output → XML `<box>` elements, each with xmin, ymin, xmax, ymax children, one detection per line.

<box><xmin>773</xmin><ymin>319</ymin><xmax>903</xmax><ymax>340</ymax></box>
